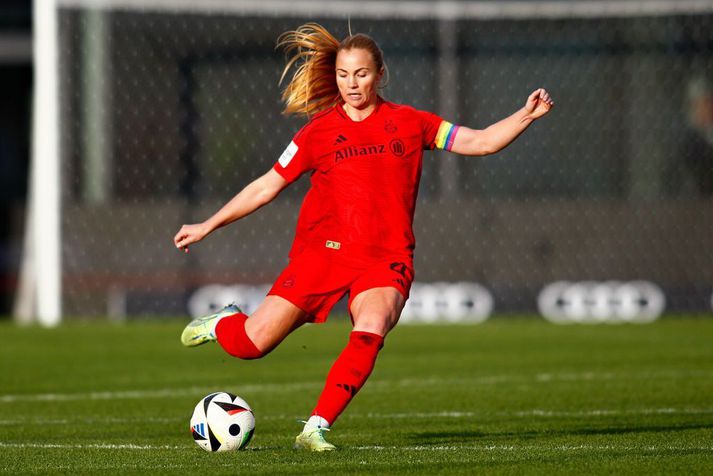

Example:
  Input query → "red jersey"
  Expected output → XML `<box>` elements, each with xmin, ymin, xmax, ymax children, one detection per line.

<box><xmin>273</xmin><ymin>98</ymin><xmax>446</xmax><ymax>263</ymax></box>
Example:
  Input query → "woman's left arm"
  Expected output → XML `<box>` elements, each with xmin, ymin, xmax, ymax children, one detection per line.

<box><xmin>449</xmin><ymin>88</ymin><xmax>554</xmax><ymax>157</ymax></box>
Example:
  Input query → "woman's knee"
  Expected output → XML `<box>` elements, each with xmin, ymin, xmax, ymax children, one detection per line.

<box><xmin>352</xmin><ymin>311</ymin><xmax>400</xmax><ymax>336</ymax></box>
<box><xmin>351</xmin><ymin>288</ymin><xmax>404</xmax><ymax>336</ymax></box>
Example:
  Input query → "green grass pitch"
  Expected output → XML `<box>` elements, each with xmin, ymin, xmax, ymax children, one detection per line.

<box><xmin>1</xmin><ymin>316</ymin><xmax>712</xmax><ymax>474</ymax></box>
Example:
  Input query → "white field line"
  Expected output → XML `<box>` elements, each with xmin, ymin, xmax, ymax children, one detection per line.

<box><xmin>354</xmin><ymin>444</ymin><xmax>713</xmax><ymax>452</ymax></box>
<box><xmin>2</xmin><ymin>407</ymin><xmax>712</xmax><ymax>427</ymax></box>
<box><xmin>2</xmin><ymin>370</ymin><xmax>711</xmax><ymax>404</ymax></box>
<box><xmin>358</xmin><ymin>407</ymin><xmax>713</xmax><ymax>419</ymax></box>
<box><xmin>0</xmin><ymin>381</ymin><xmax>321</xmax><ymax>403</ymax></box>
<box><xmin>509</xmin><ymin>408</ymin><xmax>713</xmax><ymax>417</ymax></box>
<box><xmin>0</xmin><ymin>416</ymin><xmax>181</xmax><ymax>425</ymax></box>
<box><xmin>1</xmin><ymin>441</ymin><xmax>711</xmax><ymax>452</ymax></box>
<box><xmin>0</xmin><ymin>442</ymin><xmax>186</xmax><ymax>450</ymax></box>
<box><xmin>2</xmin><ymin>370</ymin><xmax>710</xmax><ymax>404</ymax></box>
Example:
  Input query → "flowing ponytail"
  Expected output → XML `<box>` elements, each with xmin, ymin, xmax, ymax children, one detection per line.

<box><xmin>277</xmin><ymin>23</ymin><xmax>341</xmax><ymax>117</ymax></box>
<box><xmin>277</xmin><ymin>23</ymin><xmax>387</xmax><ymax>117</ymax></box>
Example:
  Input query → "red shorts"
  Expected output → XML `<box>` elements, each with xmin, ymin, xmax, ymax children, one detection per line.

<box><xmin>267</xmin><ymin>247</ymin><xmax>415</xmax><ymax>323</ymax></box>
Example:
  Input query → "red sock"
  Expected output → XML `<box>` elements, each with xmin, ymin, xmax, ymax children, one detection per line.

<box><xmin>312</xmin><ymin>331</ymin><xmax>384</xmax><ymax>425</ymax></box>
<box><xmin>214</xmin><ymin>313</ymin><xmax>264</xmax><ymax>360</ymax></box>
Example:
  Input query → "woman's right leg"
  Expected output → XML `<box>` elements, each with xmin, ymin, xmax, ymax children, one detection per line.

<box><xmin>215</xmin><ymin>295</ymin><xmax>309</xmax><ymax>359</ymax></box>
<box><xmin>245</xmin><ymin>295</ymin><xmax>310</xmax><ymax>353</ymax></box>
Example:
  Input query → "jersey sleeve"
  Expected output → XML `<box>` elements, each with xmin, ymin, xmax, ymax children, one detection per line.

<box><xmin>273</xmin><ymin>126</ymin><xmax>314</xmax><ymax>183</ymax></box>
<box><xmin>417</xmin><ymin>110</ymin><xmax>460</xmax><ymax>152</ymax></box>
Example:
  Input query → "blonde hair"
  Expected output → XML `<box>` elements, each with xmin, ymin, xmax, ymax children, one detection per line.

<box><xmin>277</xmin><ymin>23</ymin><xmax>386</xmax><ymax>117</ymax></box>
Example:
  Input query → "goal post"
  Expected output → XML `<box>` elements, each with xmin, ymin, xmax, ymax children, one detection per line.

<box><xmin>21</xmin><ymin>0</ymin><xmax>62</xmax><ymax>326</ymax></box>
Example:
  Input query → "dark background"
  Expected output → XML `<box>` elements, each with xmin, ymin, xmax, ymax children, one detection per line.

<box><xmin>0</xmin><ymin>1</ymin><xmax>31</xmax><ymax>315</ymax></box>
<box><xmin>2</xmin><ymin>2</ymin><xmax>712</xmax><ymax>319</ymax></box>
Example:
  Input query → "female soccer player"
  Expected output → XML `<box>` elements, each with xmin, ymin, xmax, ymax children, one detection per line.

<box><xmin>174</xmin><ymin>23</ymin><xmax>553</xmax><ymax>451</ymax></box>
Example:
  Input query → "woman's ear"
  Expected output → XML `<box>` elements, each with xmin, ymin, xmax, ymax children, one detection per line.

<box><xmin>377</xmin><ymin>67</ymin><xmax>386</xmax><ymax>88</ymax></box>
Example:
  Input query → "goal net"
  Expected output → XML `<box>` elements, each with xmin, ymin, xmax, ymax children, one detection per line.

<box><xmin>25</xmin><ymin>0</ymin><xmax>713</xmax><ymax>323</ymax></box>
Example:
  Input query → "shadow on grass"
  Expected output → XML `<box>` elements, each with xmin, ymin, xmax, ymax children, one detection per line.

<box><xmin>409</xmin><ymin>421</ymin><xmax>713</xmax><ymax>444</ymax></box>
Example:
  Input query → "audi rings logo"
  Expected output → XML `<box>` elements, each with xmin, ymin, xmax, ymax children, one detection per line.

<box><xmin>188</xmin><ymin>282</ymin><xmax>494</xmax><ymax>324</ymax></box>
<box><xmin>538</xmin><ymin>281</ymin><xmax>665</xmax><ymax>324</ymax></box>
<box><xmin>401</xmin><ymin>282</ymin><xmax>493</xmax><ymax>324</ymax></box>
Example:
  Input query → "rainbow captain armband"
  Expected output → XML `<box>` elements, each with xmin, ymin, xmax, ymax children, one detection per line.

<box><xmin>434</xmin><ymin>121</ymin><xmax>460</xmax><ymax>151</ymax></box>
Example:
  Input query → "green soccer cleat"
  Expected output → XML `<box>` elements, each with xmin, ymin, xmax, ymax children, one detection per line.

<box><xmin>180</xmin><ymin>303</ymin><xmax>242</xmax><ymax>347</ymax></box>
<box><xmin>294</xmin><ymin>427</ymin><xmax>336</xmax><ymax>452</ymax></box>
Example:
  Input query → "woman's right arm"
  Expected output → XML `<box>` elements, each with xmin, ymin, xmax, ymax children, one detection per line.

<box><xmin>173</xmin><ymin>168</ymin><xmax>289</xmax><ymax>252</ymax></box>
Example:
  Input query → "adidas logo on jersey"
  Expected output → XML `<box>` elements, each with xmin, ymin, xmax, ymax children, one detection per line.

<box><xmin>333</xmin><ymin>134</ymin><xmax>348</xmax><ymax>145</ymax></box>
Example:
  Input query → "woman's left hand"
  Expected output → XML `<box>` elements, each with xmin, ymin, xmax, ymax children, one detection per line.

<box><xmin>525</xmin><ymin>88</ymin><xmax>554</xmax><ymax>120</ymax></box>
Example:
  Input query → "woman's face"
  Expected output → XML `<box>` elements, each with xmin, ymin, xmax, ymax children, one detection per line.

<box><xmin>336</xmin><ymin>48</ymin><xmax>382</xmax><ymax>111</ymax></box>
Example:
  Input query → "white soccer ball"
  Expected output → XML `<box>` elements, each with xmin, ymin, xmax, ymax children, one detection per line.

<box><xmin>190</xmin><ymin>392</ymin><xmax>255</xmax><ymax>452</ymax></box>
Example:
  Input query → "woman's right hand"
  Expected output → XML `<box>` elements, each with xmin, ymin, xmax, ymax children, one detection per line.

<box><xmin>173</xmin><ymin>223</ymin><xmax>211</xmax><ymax>253</ymax></box>
<box><xmin>524</xmin><ymin>88</ymin><xmax>554</xmax><ymax>120</ymax></box>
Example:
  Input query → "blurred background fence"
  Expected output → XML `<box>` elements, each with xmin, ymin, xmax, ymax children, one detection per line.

<box><xmin>5</xmin><ymin>1</ymin><xmax>713</xmax><ymax>322</ymax></box>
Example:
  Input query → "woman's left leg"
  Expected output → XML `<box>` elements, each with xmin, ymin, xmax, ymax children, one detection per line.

<box><xmin>309</xmin><ymin>287</ymin><xmax>404</xmax><ymax>427</ymax></box>
<box><xmin>295</xmin><ymin>286</ymin><xmax>404</xmax><ymax>451</ymax></box>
